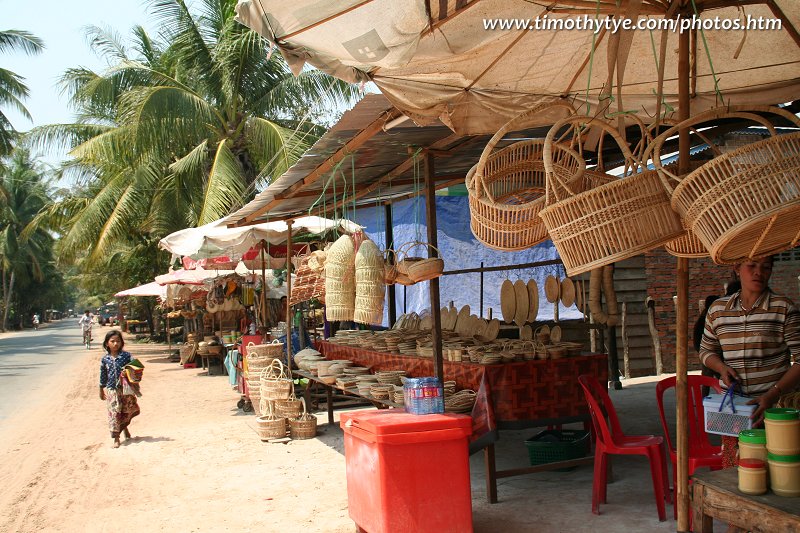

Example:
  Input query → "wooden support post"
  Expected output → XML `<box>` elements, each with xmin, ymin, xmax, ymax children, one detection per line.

<box><xmin>286</xmin><ymin>220</ymin><xmax>294</xmax><ymax>381</ymax></box>
<box><xmin>676</xmin><ymin>20</ymin><xmax>691</xmax><ymax>532</ymax></box>
<box><xmin>424</xmin><ymin>151</ymin><xmax>444</xmax><ymax>381</ymax></box>
<box><xmin>645</xmin><ymin>297</ymin><xmax>663</xmax><ymax>375</ymax></box>
<box><xmin>621</xmin><ymin>302</ymin><xmax>630</xmax><ymax>379</ymax></box>
<box><xmin>384</xmin><ymin>203</ymin><xmax>397</xmax><ymax>327</ymax></box>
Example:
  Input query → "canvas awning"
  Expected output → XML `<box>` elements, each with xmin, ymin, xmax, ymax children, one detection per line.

<box><xmin>114</xmin><ymin>282</ymin><xmax>168</xmax><ymax>298</ymax></box>
<box><xmin>234</xmin><ymin>0</ymin><xmax>800</xmax><ymax>135</ymax></box>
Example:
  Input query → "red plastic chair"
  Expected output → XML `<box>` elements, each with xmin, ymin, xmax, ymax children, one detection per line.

<box><xmin>655</xmin><ymin>375</ymin><xmax>723</xmax><ymax>518</ymax></box>
<box><xmin>578</xmin><ymin>374</ymin><xmax>669</xmax><ymax>521</ymax></box>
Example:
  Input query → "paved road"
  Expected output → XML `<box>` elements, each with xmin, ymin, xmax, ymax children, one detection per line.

<box><xmin>0</xmin><ymin>320</ymin><xmax>105</xmax><ymax>426</ymax></box>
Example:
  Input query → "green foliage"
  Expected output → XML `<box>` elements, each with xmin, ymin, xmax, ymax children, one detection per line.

<box><xmin>0</xmin><ymin>29</ymin><xmax>44</xmax><ymax>156</ymax></box>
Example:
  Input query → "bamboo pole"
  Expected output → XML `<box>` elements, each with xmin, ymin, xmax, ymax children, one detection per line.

<box><xmin>285</xmin><ymin>220</ymin><xmax>294</xmax><ymax>381</ymax></box>
<box><xmin>423</xmin><ymin>151</ymin><xmax>444</xmax><ymax>381</ymax></box>
<box><xmin>260</xmin><ymin>240</ymin><xmax>268</xmax><ymax>340</ymax></box>
<box><xmin>676</xmin><ymin>18</ymin><xmax>691</xmax><ymax>532</ymax></box>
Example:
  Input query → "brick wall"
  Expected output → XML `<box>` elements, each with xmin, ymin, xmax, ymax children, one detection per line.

<box><xmin>644</xmin><ymin>249</ymin><xmax>800</xmax><ymax>374</ymax></box>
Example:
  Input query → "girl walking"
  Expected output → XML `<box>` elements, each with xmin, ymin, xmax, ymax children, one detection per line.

<box><xmin>99</xmin><ymin>330</ymin><xmax>141</xmax><ymax>448</ymax></box>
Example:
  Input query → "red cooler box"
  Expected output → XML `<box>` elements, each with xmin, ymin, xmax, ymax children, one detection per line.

<box><xmin>340</xmin><ymin>410</ymin><xmax>473</xmax><ymax>533</ymax></box>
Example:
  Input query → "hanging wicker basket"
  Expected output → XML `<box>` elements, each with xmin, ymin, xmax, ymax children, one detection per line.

<box><xmin>325</xmin><ymin>235</ymin><xmax>356</xmax><ymax>321</ymax></box>
<box><xmin>354</xmin><ymin>239</ymin><xmax>385</xmax><ymax>325</ymax></box>
<box><xmin>539</xmin><ymin>116</ymin><xmax>684</xmax><ymax>276</ymax></box>
<box><xmin>466</xmin><ymin>101</ymin><xmax>581</xmax><ymax>251</ymax></box>
<box><xmin>396</xmin><ymin>241</ymin><xmax>445</xmax><ymax>283</ymax></box>
<box><xmin>649</xmin><ymin>105</ymin><xmax>800</xmax><ymax>264</ymax></box>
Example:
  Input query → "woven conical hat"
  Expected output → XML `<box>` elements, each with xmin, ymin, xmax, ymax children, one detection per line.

<box><xmin>560</xmin><ymin>278</ymin><xmax>576</xmax><ymax>307</ymax></box>
<box><xmin>513</xmin><ymin>280</ymin><xmax>528</xmax><ymax>327</ymax></box>
<box><xmin>500</xmin><ymin>280</ymin><xmax>515</xmax><ymax>324</ymax></box>
<box><xmin>545</xmin><ymin>275</ymin><xmax>560</xmax><ymax>303</ymax></box>
<box><xmin>526</xmin><ymin>279</ymin><xmax>539</xmax><ymax>322</ymax></box>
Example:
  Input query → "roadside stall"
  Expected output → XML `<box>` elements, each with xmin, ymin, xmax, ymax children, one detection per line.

<box><xmin>232</xmin><ymin>1</ymin><xmax>800</xmax><ymax>529</ymax></box>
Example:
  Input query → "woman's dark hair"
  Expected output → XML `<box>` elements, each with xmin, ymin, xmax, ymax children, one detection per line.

<box><xmin>103</xmin><ymin>330</ymin><xmax>125</xmax><ymax>352</ymax></box>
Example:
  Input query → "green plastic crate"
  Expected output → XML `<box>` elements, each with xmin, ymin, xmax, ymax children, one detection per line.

<box><xmin>525</xmin><ymin>429</ymin><xmax>591</xmax><ymax>470</ymax></box>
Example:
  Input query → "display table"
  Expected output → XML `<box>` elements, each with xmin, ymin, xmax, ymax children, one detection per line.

<box><xmin>317</xmin><ymin>340</ymin><xmax>608</xmax><ymax>502</ymax></box>
<box><xmin>692</xmin><ymin>468</ymin><xmax>800</xmax><ymax>532</ymax></box>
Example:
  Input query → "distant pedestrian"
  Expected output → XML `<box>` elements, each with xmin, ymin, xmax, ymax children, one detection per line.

<box><xmin>99</xmin><ymin>330</ymin><xmax>141</xmax><ymax>448</ymax></box>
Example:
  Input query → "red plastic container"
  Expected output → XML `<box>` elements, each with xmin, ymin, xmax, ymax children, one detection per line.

<box><xmin>340</xmin><ymin>410</ymin><xmax>473</xmax><ymax>533</ymax></box>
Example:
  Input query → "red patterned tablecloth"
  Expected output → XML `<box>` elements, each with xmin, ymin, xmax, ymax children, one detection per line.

<box><xmin>317</xmin><ymin>341</ymin><xmax>608</xmax><ymax>449</ymax></box>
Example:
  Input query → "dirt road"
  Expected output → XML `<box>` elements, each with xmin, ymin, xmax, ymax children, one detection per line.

<box><xmin>0</xmin><ymin>334</ymin><xmax>352</xmax><ymax>533</ymax></box>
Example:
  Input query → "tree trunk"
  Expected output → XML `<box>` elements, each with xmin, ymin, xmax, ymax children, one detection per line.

<box><xmin>2</xmin><ymin>271</ymin><xmax>15</xmax><ymax>332</ymax></box>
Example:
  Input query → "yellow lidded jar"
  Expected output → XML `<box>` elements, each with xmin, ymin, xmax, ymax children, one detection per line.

<box><xmin>764</xmin><ymin>408</ymin><xmax>800</xmax><ymax>456</ymax></box>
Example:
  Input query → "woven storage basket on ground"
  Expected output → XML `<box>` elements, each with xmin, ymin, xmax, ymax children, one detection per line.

<box><xmin>273</xmin><ymin>396</ymin><xmax>303</xmax><ymax>419</ymax></box>
<box><xmin>325</xmin><ymin>234</ymin><xmax>355</xmax><ymax>321</ymax></box>
<box><xmin>255</xmin><ymin>403</ymin><xmax>287</xmax><ymax>441</ymax></box>
<box><xmin>289</xmin><ymin>399</ymin><xmax>317</xmax><ymax>440</ymax></box>
<box><xmin>260</xmin><ymin>359</ymin><xmax>293</xmax><ymax>401</ymax></box>
<box><xmin>539</xmin><ymin>116</ymin><xmax>684</xmax><ymax>276</ymax></box>
<box><xmin>246</xmin><ymin>341</ymin><xmax>283</xmax><ymax>358</ymax></box>
<box><xmin>466</xmin><ymin>101</ymin><xmax>581</xmax><ymax>251</ymax></box>
<box><xmin>354</xmin><ymin>239</ymin><xmax>385</xmax><ymax>326</ymax></box>
<box><xmin>649</xmin><ymin>105</ymin><xmax>800</xmax><ymax>264</ymax></box>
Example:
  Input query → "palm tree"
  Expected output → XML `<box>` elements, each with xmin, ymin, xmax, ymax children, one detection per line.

<box><xmin>29</xmin><ymin>0</ymin><xmax>360</xmax><ymax>266</ymax></box>
<box><xmin>0</xmin><ymin>29</ymin><xmax>44</xmax><ymax>156</ymax></box>
<box><xmin>0</xmin><ymin>148</ymin><xmax>54</xmax><ymax>330</ymax></box>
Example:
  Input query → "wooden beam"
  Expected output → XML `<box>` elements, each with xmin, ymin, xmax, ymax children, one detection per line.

<box><xmin>768</xmin><ymin>0</ymin><xmax>800</xmax><ymax>49</ymax></box>
<box><xmin>424</xmin><ymin>151</ymin><xmax>444</xmax><ymax>382</ymax></box>
<box><xmin>284</xmin><ymin>172</ymin><xmax>466</xmax><ymax>198</ymax></box>
<box><xmin>236</xmin><ymin>107</ymin><xmax>404</xmax><ymax>225</ymax></box>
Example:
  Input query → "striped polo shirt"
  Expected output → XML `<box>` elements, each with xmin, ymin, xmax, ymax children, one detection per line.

<box><xmin>699</xmin><ymin>289</ymin><xmax>800</xmax><ymax>396</ymax></box>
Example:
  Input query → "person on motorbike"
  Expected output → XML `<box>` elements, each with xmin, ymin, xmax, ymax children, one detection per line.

<box><xmin>32</xmin><ymin>314</ymin><xmax>40</xmax><ymax>330</ymax></box>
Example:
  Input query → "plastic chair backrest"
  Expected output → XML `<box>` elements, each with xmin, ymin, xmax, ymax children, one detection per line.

<box><xmin>578</xmin><ymin>374</ymin><xmax>625</xmax><ymax>446</ymax></box>
<box><xmin>655</xmin><ymin>375</ymin><xmax>722</xmax><ymax>457</ymax></box>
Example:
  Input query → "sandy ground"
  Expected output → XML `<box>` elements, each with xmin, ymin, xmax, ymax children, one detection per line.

<box><xmin>0</xmin><ymin>327</ymin><xmax>712</xmax><ymax>532</ymax></box>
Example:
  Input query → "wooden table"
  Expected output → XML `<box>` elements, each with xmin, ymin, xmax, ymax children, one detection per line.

<box><xmin>293</xmin><ymin>370</ymin><xmax>398</xmax><ymax>424</ymax></box>
<box><xmin>692</xmin><ymin>468</ymin><xmax>800</xmax><ymax>532</ymax></box>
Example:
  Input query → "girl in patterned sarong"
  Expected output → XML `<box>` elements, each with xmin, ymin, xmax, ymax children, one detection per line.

<box><xmin>99</xmin><ymin>330</ymin><xmax>141</xmax><ymax>448</ymax></box>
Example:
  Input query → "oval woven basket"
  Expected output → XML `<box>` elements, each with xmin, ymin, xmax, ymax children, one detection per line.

<box><xmin>255</xmin><ymin>403</ymin><xmax>287</xmax><ymax>441</ymax></box>
<box><xmin>398</xmin><ymin>241</ymin><xmax>444</xmax><ymax>282</ymax></box>
<box><xmin>466</xmin><ymin>102</ymin><xmax>581</xmax><ymax>251</ymax></box>
<box><xmin>649</xmin><ymin>105</ymin><xmax>800</xmax><ymax>264</ymax></box>
<box><xmin>325</xmin><ymin>235</ymin><xmax>356</xmax><ymax>321</ymax></box>
<box><xmin>539</xmin><ymin>116</ymin><xmax>683</xmax><ymax>276</ymax></box>
<box><xmin>260</xmin><ymin>359</ymin><xmax>293</xmax><ymax>401</ymax></box>
<box><xmin>289</xmin><ymin>399</ymin><xmax>317</xmax><ymax>440</ymax></box>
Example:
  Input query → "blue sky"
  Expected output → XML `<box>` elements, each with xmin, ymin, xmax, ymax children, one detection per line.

<box><xmin>2</xmin><ymin>0</ymin><xmax>159</xmax><ymax>163</ymax></box>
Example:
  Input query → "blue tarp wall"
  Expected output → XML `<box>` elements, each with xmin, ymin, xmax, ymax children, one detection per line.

<box><xmin>349</xmin><ymin>195</ymin><xmax>581</xmax><ymax>326</ymax></box>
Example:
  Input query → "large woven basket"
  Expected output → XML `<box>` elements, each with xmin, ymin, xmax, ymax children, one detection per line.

<box><xmin>539</xmin><ymin>116</ymin><xmax>684</xmax><ymax>276</ymax></box>
<box><xmin>649</xmin><ymin>105</ymin><xmax>800</xmax><ymax>264</ymax></box>
<box><xmin>466</xmin><ymin>101</ymin><xmax>581</xmax><ymax>251</ymax></box>
<box><xmin>289</xmin><ymin>399</ymin><xmax>317</xmax><ymax>440</ymax></box>
<box><xmin>255</xmin><ymin>403</ymin><xmax>287</xmax><ymax>441</ymax></box>
<box><xmin>354</xmin><ymin>239</ymin><xmax>385</xmax><ymax>326</ymax></box>
<box><xmin>325</xmin><ymin>234</ymin><xmax>355</xmax><ymax>321</ymax></box>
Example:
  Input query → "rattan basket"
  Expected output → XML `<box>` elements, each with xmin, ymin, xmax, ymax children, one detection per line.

<box><xmin>649</xmin><ymin>105</ymin><xmax>800</xmax><ymax>264</ymax></box>
<box><xmin>273</xmin><ymin>396</ymin><xmax>303</xmax><ymax>419</ymax></box>
<box><xmin>354</xmin><ymin>239</ymin><xmax>385</xmax><ymax>326</ymax></box>
<box><xmin>289</xmin><ymin>399</ymin><xmax>317</xmax><ymax>440</ymax></box>
<box><xmin>255</xmin><ymin>403</ymin><xmax>287</xmax><ymax>441</ymax></box>
<box><xmin>539</xmin><ymin>116</ymin><xmax>684</xmax><ymax>276</ymax></box>
<box><xmin>260</xmin><ymin>359</ymin><xmax>293</xmax><ymax>401</ymax></box>
<box><xmin>466</xmin><ymin>101</ymin><xmax>581</xmax><ymax>251</ymax></box>
<box><xmin>325</xmin><ymin>235</ymin><xmax>356</xmax><ymax>321</ymax></box>
<box><xmin>398</xmin><ymin>241</ymin><xmax>444</xmax><ymax>282</ymax></box>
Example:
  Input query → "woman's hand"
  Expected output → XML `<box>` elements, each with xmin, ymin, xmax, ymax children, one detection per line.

<box><xmin>718</xmin><ymin>365</ymin><xmax>740</xmax><ymax>388</ymax></box>
<box><xmin>748</xmin><ymin>387</ymin><xmax>781</xmax><ymax>426</ymax></box>
<box><xmin>99</xmin><ymin>388</ymin><xmax>106</xmax><ymax>401</ymax></box>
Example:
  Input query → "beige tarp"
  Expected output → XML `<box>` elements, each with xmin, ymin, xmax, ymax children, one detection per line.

<box><xmin>235</xmin><ymin>0</ymin><xmax>800</xmax><ymax>134</ymax></box>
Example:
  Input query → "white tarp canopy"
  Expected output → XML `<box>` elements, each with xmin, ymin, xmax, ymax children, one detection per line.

<box><xmin>158</xmin><ymin>215</ymin><xmax>362</xmax><ymax>258</ymax></box>
<box><xmin>114</xmin><ymin>282</ymin><xmax>168</xmax><ymax>298</ymax></box>
<box><xmin>234</xmin><ymin>0</ymin><xmax>800</xmax><ymax>134</ymax></box>
<box><xmin>155</xmin><ymin>268</ymin><xmax>237</xmax><ymax>286</ymax></box>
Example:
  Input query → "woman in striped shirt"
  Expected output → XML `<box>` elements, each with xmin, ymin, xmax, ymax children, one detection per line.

<box><xmin>699</xmin><ymin>256</ymin><xmax>800</xmax><ymax>466</ymax></box>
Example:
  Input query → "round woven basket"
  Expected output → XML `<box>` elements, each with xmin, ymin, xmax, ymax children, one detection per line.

<box><xmin>260</xmin><ymin>359</ymin><xmax>293</xmax><ymax>401</ymax></box>
<box><xmin>289</xmin><ymin>399</ymin><xmax>317</xmax><ymax>440</ymax></box>
<box><xmin>273</xmin><ymin>397</ymin><xmax>303</xmax><ymax>419</ymax></box>
<box><xmin>466</xmin><ymin>101</ymin><xmax>581</xmax><ymax>251</ymax></box>
<box><xmin>649</xmin><ymin>105</ymin><xmax>800</xmax><ymax>264</ymax></box>
<box><xmin>325</xmin><ymin>235</ymin><xmax>355</xmax><ymax>322</ymax></box>
<box><xmin>399</xmin><ymin>242</ymin><xmax>445</xmax><ymax>282</ymax></box>
<box><xmin>255</xmin><ymin>403</ymin><xmax>287</xmax><ymax>441</ymax></box>
<box><xmin>540</xmin><ymin>116</ymin><xmax>683</xmax><ymax>276</ymax></box>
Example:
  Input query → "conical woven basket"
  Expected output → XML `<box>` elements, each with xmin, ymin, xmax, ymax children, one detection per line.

<box><xmin>354</xmin><ymin>240</ymin><xmax>385</xmax><ymax>325</ymax></box>
<box><xmin>325</xmin><ymin>235</ymin><xmax>355</xmax><ymax>321</ymax></box>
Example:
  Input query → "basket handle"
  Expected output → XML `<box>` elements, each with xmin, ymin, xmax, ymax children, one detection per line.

<box><xmin>469</xmin><ymin>100</ymin><xmax>577</xmax><ymax>197</ymax></box>
<box><xmin>544</xmin><ymin>116</ymin><xmax>638</xmax><ymax>205</ymax></box>
<box><xmin>645</xmin><ymin>105</ymin><xmax>800</xmax><ymax>192</ymax></box>
<box><xmin>261</xmin><ymin>358</ymin><xmax>287</xmax><ymax>379</ymax></box>
<box><xmin>397</xmin><ymin>240</ymin><xmax>442</xmax><ymax>259</ymax></box>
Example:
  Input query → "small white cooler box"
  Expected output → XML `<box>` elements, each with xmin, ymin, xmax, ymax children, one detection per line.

<box><xmin>703</xmin><ymin>392</ymin><xmax>757</xmax><ymax>437</ymax></box>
